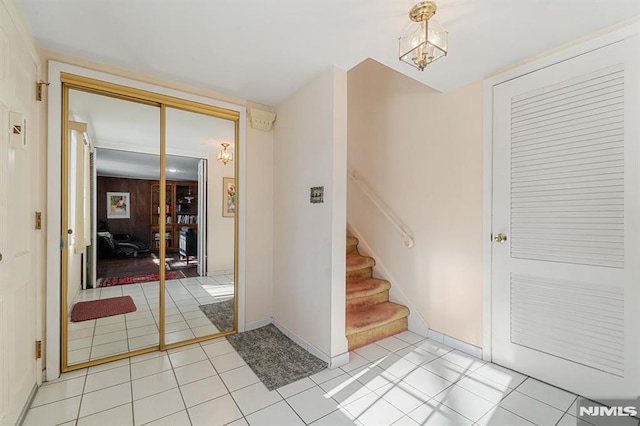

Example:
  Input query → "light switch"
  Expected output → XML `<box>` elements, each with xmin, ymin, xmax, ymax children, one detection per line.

<box><xmin>310</xmin><ymin>186</ymin><xmax>324</xmax><ymax>204</ymax></box>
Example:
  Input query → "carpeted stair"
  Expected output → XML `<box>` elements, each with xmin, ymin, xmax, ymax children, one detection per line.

<box><xmin>346</xmin><ymin>236</ymin><xmax>409</xmax><ymax>351</ymax></box>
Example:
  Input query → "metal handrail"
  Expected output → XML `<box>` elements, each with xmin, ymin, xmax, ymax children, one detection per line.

<box><xmin>348</xmin><ymin>168</ymin><xmax>415</xmax><ymax>248</ymax></box>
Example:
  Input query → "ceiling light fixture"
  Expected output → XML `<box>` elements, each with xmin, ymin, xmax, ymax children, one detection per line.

<box><xmin>217</xmin><ymin>142</ymin><xmax>233</xmax><ymax>165</ymax></box>
<box><xmin>399</xmin><ymin>1</ymin><xmax>448</xmax><ymax>71</ymax></box>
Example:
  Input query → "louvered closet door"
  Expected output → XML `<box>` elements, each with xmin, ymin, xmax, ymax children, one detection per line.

<box><xmin>492</xmin><ymin>35</ymin><xmax>640</xmax><ymax>399</ymax></box>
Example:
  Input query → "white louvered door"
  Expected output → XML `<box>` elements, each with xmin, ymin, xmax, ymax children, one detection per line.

<box><xmin>492</xmin><ymin>35</ymin><xmax>640</xmax><ymax>398</ymax></box>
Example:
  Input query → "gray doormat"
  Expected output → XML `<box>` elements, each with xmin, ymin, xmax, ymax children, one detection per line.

<box><xmin>199</xmin><ymin>298</ymin><xmax>234</xmax><ymax>332</ymax></box>
<box><xmin>226</xmin><ymin>324</ymin><xmax>328</xmax><ymax>391</ymax></box>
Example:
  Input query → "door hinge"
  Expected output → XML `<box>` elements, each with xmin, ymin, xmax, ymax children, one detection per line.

<box><xmin>35</xmin><ymin>340</ymin><xmax>42</xmax><ymax>359</ymax></box>
<box><xmin>36</xmin><ymin>80</ymin><xmax>50</xmax><ymax>102</ymax></box>
<box><xmin>35</xmin><ymin>212</ymin><xmax>42</xmax><ymax>230</ymax></box>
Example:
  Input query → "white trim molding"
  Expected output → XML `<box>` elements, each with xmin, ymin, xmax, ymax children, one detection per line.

<box><xmin>481</xmin><ymin>22</ymin><xmax>640</xmax><ymax>364</ymax></box>
<box><xmin>272</xmin><ymin>320</ymin><xmax>349</xmax><ymax>369</ymax></box>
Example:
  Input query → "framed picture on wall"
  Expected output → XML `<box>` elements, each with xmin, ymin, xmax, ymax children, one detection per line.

<box><xmin>223</xmin><ymin>177</ymin><xmax>235</xmax><ymax>217</ymax></box>
<box><xmin>107</xmin><ymin>192</ymin><xmax>130</xmax><ymax>219</ymax></box>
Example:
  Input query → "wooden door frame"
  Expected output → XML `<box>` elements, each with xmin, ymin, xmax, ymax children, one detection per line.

<box><xmin>481</xmin><ymin>22</ymin><xmax>640</xmax><ymax>362</ymax></box>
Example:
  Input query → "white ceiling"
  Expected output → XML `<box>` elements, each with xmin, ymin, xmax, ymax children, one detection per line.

<box><xmin>18</xmin><ymin>1</ymin><xmax>640</xmax><ymax>106</ymax></box>
<box><xmin>69</xmin><ymin>88</ymin><xmax>235</xmax><ymax>180</ymax></box>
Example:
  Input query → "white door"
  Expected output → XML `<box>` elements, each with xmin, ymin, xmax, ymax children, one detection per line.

<box><xmin>0</xmin><ymin>1</ymin><xmax>40</xmax><ymax>424</ymax></box>
<box><xmin>492</xmin><ymin>35</ymin><xmax>640</xmax><ymax>399</ymax></box>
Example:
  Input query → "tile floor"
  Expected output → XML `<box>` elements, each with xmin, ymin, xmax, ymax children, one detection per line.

<box><xmin>68</xmin><ymin>273</ymin><xmax>235</xmax><ymax>365</ymax></box>
<box><xmin>26</xmin><ymin>330</ymin><xmax>639</xmax><ymax>426</ymax></box>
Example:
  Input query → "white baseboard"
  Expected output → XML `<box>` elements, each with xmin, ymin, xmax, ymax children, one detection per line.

<box><xmin>428</xmin><ymin>329</ymin><xmax>483</xmax><ymax>359</ymax></box>
<box><xmin>244</xmin><ymin>318</ymin><xmax>272</xmax><ymax>331</ymax></box>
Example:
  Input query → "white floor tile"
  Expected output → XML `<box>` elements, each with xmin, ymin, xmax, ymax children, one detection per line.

<box><xmin>342</xmin><ymin>390</ymin><xmax>405</xmax><ymax>426</ymax></box>
<box><xmin>413</xmin><ymin>339</ymin><xmax>454</xmax><ymax>357</ymax></box>
<box><xmin>68</xmin><ymin>336</ymin><xmax>93</xmax><ymax>351</ymax></box>
<box><xmin>168</xmin><ymin>346</ymin><xmax>207</xmax><ymax>368</ymax></box>
<box><xmin>395</xmin><ymin>346</ymin><xmax>439</xmax><ymax>366</ymax></box>
<box><xmin>408</xmin><ymin>400</ymin><xmax>473</xmax><ymax>426</ymax></box>
<box><xmin>311</xmin><ymin>367</ymin><xmax>350</xmax><ymax>385</ymax></box>
<box><xmin>354</xmin><ymin>344</ymin><xmax>392</xmax><ymax>362</ymax></box>
<box><xmin>394</xmin><ymin>331</ymin><xmax>427</xmax><ymax>345</ymax></box>
<box><xmin>455</xmin><ymin>374</ymin><xmax>513</xmax><ymax>404</ymax></box>
<box><xmin>132</xmin><ymin>369</ymin><xmax>178</xmax><ymax>400</ymax></box>
<box><xmin>127</xmin><ymin>324</ymin><xmax>158</xmax><ymax>339</ymax></box>
<box><xmin>129</xmin><ymin>350</ymin><xmax>164</xmax><ymax>364</ymax></box>
<box><xmin>88</xmin><ymin>358</ymin><xmax>129</xmax><ymax>375</ymax></box>
<box><xmin>68</xmin><ymin>327</ymin><xmax>95</xmax><ymax>340</ymax></box>
<box><xmin>174</xmin><ymin>359</ymin><xmax>217</xmax><ymax>386</ymax></box>
<box><xmin>515</xmin><ymin>377</ymin><xmax>577</xmax><ymax>412</ymax></box>
<box><xmin>210</xmin><ymin>351</ymin><xmax>246</xmax><ymax>373</ymax></box>
<box><xmin>90</xmin><ymin>340</ymin><xmax>129</xmax><ymax>359</ymax></box>
<box><xmin>128</xmin><ymin>333</ymin><xmax>159</xmax><ymax>350</ymax></box>
<box><xmin>165</xmin><ymin>329</ymin><xmax>196</xmax><ymax>344</ymax></box>
<box><xmin>277</xmin><ymin>377</ymin><xmax>316</xmax><ymax>399</ymax></box>
<box><xmin>231</xmin><ymin>382</ymin><xmax>282</xmax><ymax>416</ymax></box>
<box><xmin>179</xmin><ymin>375</ymin><xmax>228</xmax><ymax>408</ymax></box>
<box><xmin>79</xmin><ymin>382</ymin><xmax>132</xmax><ymax>418</ymax></box>
<box><xmin>499</xmin><ymin>390</ymin><xmax>564</xmax><ymax>426</ymax></box>
<box><xmin>319</xmin><ymin>373</ymin><xmax>372</xmax><ymax>405</ymax></box>
<box><xmin>220</xmin><ymin>365</ymin><xmax>260</xmax><ymax>392</ymax></box>
<box><xmin>94</xmin><ymin>322</ymin><xmax>126</xmax><ymax>336</ymax></box>
<box><xmin>84</xmin><ymin>365</ymin><xmax>131</xmax><ymax>393</ymax></box>
<box><xmin>339</xmin><ymin>353</ymin><xmax>371</xmax><ymax>373</ymax></box>
<box><xmin>77</xmin><ymin>403</ymin><xmax>133</xmax><ymax>426</ymax></box>
<box><xmin>440</xmin><ymin>350</ymin><xmax>486</xmax><ymax>373</ymax></box>
<box><xmin>188</xmin><ymin>394</ymin><xmax>243</xmax><ymax>426</ymax></box>
<box><xmin>201</xmin><ymin>339</ymin><xmax>236</xmax><ymax>358</ymax></box>
<box><xmin>349</xmin><ymin>364</ymin><xmax>396</xmax><ymax>391</ymax></box>
<box><xmin>142</xmin><ymin>410</ymin><xmax>191</xmax><ymax>426</ymax></box>
<box><xmin>309</xmin><ymin>409</ymin><xmax>357</xmax><ymax>426</ymax></box>
<box><xmin>130</xmin><ymin>354</ymin><xmax>172</xmax><ymax>380</ymax></box>
<box><xmin>22</xmin><ymin>396</ymin><xmax>82</xmax><ymax>426</ymax></box>
<box><xmin>31</xmin><ymin>376</ymin><xmax>85</xmax><ymax>407</ymax></box>
<box><xmin>68</xmin><ymin>347</ymin><xmax>91</xmax><ymax>365</ymax></box>
<box><xmin>476</xmin><ymin>406</ymin><xmax>536</xmax><ymax>426</ymax></box>
<box><xmin>473</xmin><ymin>363</ymin><xmax>527</xmax><ymax>389</ymax></box>
<box><xmin>133</xmin><ymin>388</ymin><xmax>185</xmax><ymax>426</ymax></box>
<box><xmin>46</xmin><ymin>368</ymin><xmax>87</xmax><ymax>385</ymax></box>
<box><xmin>374</xmin><ymin>353</ymin><xmax>422</xmax><ymax>380</ymax></box>
<box><xmin>374</xmin><ymin>382</ymin><xmax>430</xmax><ymax>415</ymax></box>
<box><xmin>432</xmin><ymin>384</ymin><xmax>496</xmax><ymax>422</ymax></box>
<box><xmin>392</xmin><ymin>415</ymin><xmax>421</xmax><ymax>426</ymax></box>
<box><xmin>286</xmin><ymin>385</ymin><xmax>340</xmax><ymax>424</ymax></box>
<box><xmin>246</xmin><ymin>400</ymin><xmax>305</xmax><ymax>426</ymax></box>
<box><xmin>193</xmin><ymin>324</ymin><xmax>220</xmax><ymax>337</ymax></box>
<box><xmin>400</xmin><ymin>366</ymin><xmax>454</xmax><ymax>399</ymax></box>
<box><xmin>422</xmin><ymin>357</ymin><xmax>473</xmax><ymax>383</ymax></box>
<box><xmin>376</xmin><ymin>336</ymin><xmax>412</xmax><ymax>352</ymax></box>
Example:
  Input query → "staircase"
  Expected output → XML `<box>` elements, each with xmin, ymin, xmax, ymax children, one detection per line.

<box><xmin>345</xmin><ymin>236</ymin><xmax>410</xmax><ymax>351</ymax></box>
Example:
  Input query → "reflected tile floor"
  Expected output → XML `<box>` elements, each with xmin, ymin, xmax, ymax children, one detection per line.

<box><xmin>25</xmin><ymin>331</ymin><xmax>639</xmax><ymax>426</ymax></box>
<box><xmin>67</xmin><ymin>272</ymin><xmax>235</xmax><ymax>365</ymax></box>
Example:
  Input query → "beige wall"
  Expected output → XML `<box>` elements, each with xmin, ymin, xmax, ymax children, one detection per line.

<box><xmin>348</xmin><ymin>59</ymin><xmax>484</xmax><ymax>347</ymax></box>
<box><xmin>41</xmin><ymin>50</ymin><xmax>275</xmax><ymax>328</ymax></box>
<box><xmin>207</xmin><ymin>153</ymin><xmax>235</xmax><ymax>273</ymax></box>
<box><xmin>273</xmin><ymin>67</ymin><xmax>348</xmax><ymax>360</ymax></box>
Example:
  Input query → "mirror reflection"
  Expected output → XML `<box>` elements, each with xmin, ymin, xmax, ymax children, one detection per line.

<box><xmin>64</xmin><ymin>86</ymin><xmax>238</xmax><ymax>368</ymax></box>
<box><xmin>66</xmin><ymin>89</ymin><xmax>161</xmax><ymax>365</ymax></box>
<box><xmin>163</xmin><ymin>107</ymin><xmax>236</xmax><ymax>345</ymax></box>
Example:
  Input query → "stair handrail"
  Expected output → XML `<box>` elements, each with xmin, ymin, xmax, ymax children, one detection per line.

<box><xmin>348</xmin><ymin>168</ymin><xmax>415</xmax><ymax>248</ymax></box>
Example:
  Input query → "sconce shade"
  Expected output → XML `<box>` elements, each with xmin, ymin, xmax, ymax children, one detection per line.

<box><xmin>217</xmin><ymin>142</ymin><xmax>233</xmax><ymax>165</ymax></box>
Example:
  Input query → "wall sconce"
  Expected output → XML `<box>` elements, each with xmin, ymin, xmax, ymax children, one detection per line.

<box><xmin>217</xmin><ymin>142</ymin><xmax>233</xmax><ymax>165</ymax></box>
<box><xmin>399</xmin><ymin>1</ymin><xmax>448</xmax><ymax>71</ymax></box>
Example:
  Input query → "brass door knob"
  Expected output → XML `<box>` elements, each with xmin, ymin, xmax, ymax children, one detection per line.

<box><xmin>494</xmin><ymin>233</ymin><xmax>507</xmax><ymax>243</ymax></box>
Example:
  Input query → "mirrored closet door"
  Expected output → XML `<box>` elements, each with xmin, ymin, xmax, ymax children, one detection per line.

<box><xmin>61</xmin><ymin>74</ymin><xmax>240</xmax><ymax>371</ymax></box>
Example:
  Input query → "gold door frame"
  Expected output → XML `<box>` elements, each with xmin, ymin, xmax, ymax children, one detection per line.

<box><xmin>60</xmin><ymin>73</ymin><xmax>240</xmax><ymax>372</ymax></box>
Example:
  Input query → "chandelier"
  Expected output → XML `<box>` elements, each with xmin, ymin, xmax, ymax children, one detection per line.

<box><xmin>399</xmin><ymin>1</ymin><xmax>448</xmax><ymax>71</ymax></box>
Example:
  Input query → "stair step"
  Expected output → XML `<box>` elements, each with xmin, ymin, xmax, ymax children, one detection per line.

<box><xmin>346</xmin><ymin>236</ymin><xmax>359</xmax><ymax>254</ymax></box>
<box><xmin>346</xmin><ymin>278</ymin><xmax>390</xmax><ymax>312</ymax></box>
<box><xmin>346</xmin><ymin>302</ymin><xmax>409</xmax><ymax>351</ymax></box>
<box><xmin>346</xmin><ymin>253</ymin><xmax>375</xmax><ymax>272</ymax></box>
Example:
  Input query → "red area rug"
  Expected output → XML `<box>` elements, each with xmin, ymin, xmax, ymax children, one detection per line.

<box><xmin>96</xmin><ymin>271</ymin><xmax>184</xmax><ymax>287</ymax></box>
<box><xmin>71</xmin><ymin>296</ymin><xmax>137</xmax><ymax>322</ymax></box>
